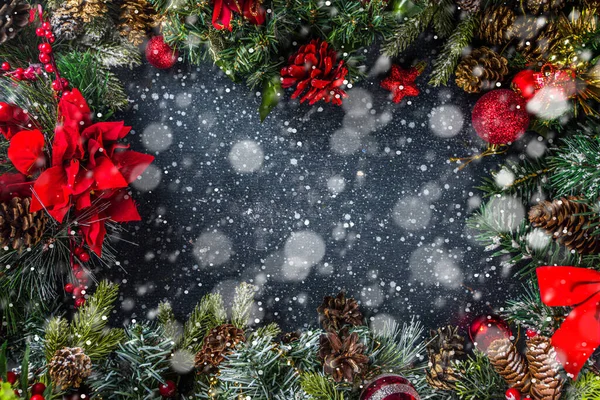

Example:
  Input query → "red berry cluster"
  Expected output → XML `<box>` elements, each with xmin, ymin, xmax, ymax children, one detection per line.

<box><xmin>3</xmin><ymin>372</ymin><xmax>46</xmax><ymax>400</ymax></box>
<box><xmin>64</xmin><ymin>246</ymin><xmax>91</xmax><ymax>308</ymax></box>
<box><xmin>0</xmin><ymin>62</ymin><xmax>41</xmax><ymax>82</ymax></box>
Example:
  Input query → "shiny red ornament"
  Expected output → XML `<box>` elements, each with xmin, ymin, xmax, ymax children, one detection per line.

<box><xmin>468</xmin><ymin>314</ymin><xmax>512</xmax><ymax>352</ymax></box>
<box><xmin>280</xmin><ymin>39</ymin><xmax>348</xmax><ymax>106</ymax></box>
<box><xmin>158</xmin><ymin>380</ymin><xmax>177</xmax><ymax>398</ymax></box>
<box><xmin>6</xmin><ymin>371</ymin><xmax>16</xmax><ymax>384</ymax></box>
<box><xmin>511</xmin><ymin>70</ymin><xmax>537</xmax><ymax>100</ymax></box>
<box><xmin>145</xmin><ymin>36</ymin><xmax>178</xmax><ymax>70</ymax></box>
<box><xmin>505</xmin><ymin>388</ymin><xmax>521</xmax><ymax>400</ymax></box>
<box><xmin>380</xmin><ymin>64</ymin><xmax>422</xmax><ymax>103</ymax></box>
<box><xmin>471</xmin><ymin>89</ymin><xmax>529</xmax><ymax>145</ymax></box>
<box><xmin>30</xmin><ymin>382</ymin><xmax>46</xmax><ymax>395</ymax></box>
<box><xmin>29</xmin><ymin>395</ymin><xmax>44</xmax><ymax>400</ymax></box>
<box><xmin>360</xmin><ymin>374</ymin><xmax>419</xmax><ymax>400</ymax></box>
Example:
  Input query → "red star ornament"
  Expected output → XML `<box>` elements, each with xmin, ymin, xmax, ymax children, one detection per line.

<box><xmin>380</xmin><ymin>64</ymin><xmax>423</xmax><ymax>103</ymax></box>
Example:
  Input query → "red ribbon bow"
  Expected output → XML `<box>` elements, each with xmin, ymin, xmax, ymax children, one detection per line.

<box><xmin>537</xmin><ymin>266</ymin><xmax>600</xmax><ymax>378</ymax></box>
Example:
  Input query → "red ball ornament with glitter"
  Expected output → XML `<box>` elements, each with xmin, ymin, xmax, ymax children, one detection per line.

<box><xmin>468</xmin><ymin>314</ymin><xmax>512</xmax><ymax>352</ymax></box>
<box><xmin>145</xmin><ymin>36</ymin><xmax>178</xmax><ymax>70</ymax></box>
<box><xmin>471</xmin><ymin>89</ymin><xmax>529</xmax><ymax>145</ymax></box>
<box><xmin>360</xmin><ymin>374</ymin><xmax>419</xmax><ymax>400</ymax></box>
<box><xmin>505</xmin><ymin>388</ymin><xmax>521</xmax><ymax>400</ymax></box>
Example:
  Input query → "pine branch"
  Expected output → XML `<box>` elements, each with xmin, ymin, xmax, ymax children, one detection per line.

<box><xmin>454</xmin><ymin>352</ymin><xmax>505</xmax><ymax>400</ymax></box>
<box><xmin>369</xmin><ymin>319</ymin><xmax>426</xmax><ymax>377</ymax></box>
<box><xmin>157</xmin><ymin>301</ymin><xmax>181</xmax><ymax>342</ymax></box>
<box><xmin>429</xmin><ymin>12</ymin><xmax>479</xmax><ymax>86</ymax></box>
<box><xmin>44</xmin><ymin>317</ymin><xmax>69</xmax><ymax>362</ymax></box>
<box><xmin>382</xmin><ymin>4</ymin><xmax>437</xmax><ymax>57</ymax></box>
<box><xmin>285</xmin><ymin>330</ymin><xmax>322</xmax><ymax>372</ymax></box>
<box><xmin>231</xmin><ymin>283</ymin><xmax>256</xmax><ymax>329</ymax></box>
<box><xmin>431</xmin><ymin>0</ymin><xmax>455</xmax><ymax>38</ymax></box>
<box><xmin>477</xmin><ymin>158</ymin><xmax>551</xmax><ymax>200</ymax></box>
<box><xmin>564</xmin><ymin>371</ymin><xmax>600</xmax><ymax>400</ymax></box>
<box><xmin>300</xmin><ymin>372</ymin><xmax>344</xmax><ymax>400</ymax></box>
<box><xmin>179</xmin><ymin>293</ymin><xmax>227</xmax><ymax>353</ymax></box>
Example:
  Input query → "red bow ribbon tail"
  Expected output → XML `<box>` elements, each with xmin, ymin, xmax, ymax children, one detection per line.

<box><xmin>537</xmin><ymin>266</ymin><xmax>600</xmax><ymax>378</ymax></box>
<box><xmin>212</xmin><ymin>0</ymin><xmax>233</xmax><ymax>31</ymax></box>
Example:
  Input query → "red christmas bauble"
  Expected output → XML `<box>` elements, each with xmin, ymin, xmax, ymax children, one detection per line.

<box><xmin>505</xmin><ymin>388</ymin><xmax>521</xmax><ymax>400</ymax></box>
<box><xmin>471</xmin><ymin>89</ymin><xmax>529</xmax><ymax>145</ymax></box>
<box><xmin>158</xmin><ymin>380</ymin><xmax>177</xmax><ymax>398</ymax></box>
<box><xmin>360</xmin><ymin>374</ymin><xmax>419</xmax><ymax>400</ymax></box>
<box><xmin>29</xmin><ymin>395</ymin><xmax>44</xmax><ymax>400</ymax></box>
<box><xmin>30</xmin><ymin>382</ymin><xmax>46</xmax><ymax>395</ymax></box>
<box><xmin>468</xmin><ymin>314</ymin><xmax>512</xmax><ymax>352</ymax></box>
<box><xmin>511</xmin><ymin>70</ymin><xmax>537</xmax><ymax>100</ymax></box>
<box><xmin>145</xmin><ymin>36</ymin><xmax>178</xmax><ymax>70</ymax></box>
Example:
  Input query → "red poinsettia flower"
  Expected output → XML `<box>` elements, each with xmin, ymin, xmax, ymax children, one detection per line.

<box><xmin>280</xmin><ymin>39</ymin><xmax>349</xmax><ymax>106</ymax></box>
<box><xmin>0</xmin><ymin>102</ymin><xmax>31</xmax><ymax>140</ymax></box>
<box><xmin>212</xmin><ymin>0</ymin><xmax>265</xmax><ymax>30</ymax></box>
<box><xmin>20</xmin><ymin>89</ymin><xmax>154</xmax><ymax>256</ymax></box>
<box><xmin>0</xmin><ymin>172</ymin><xmax>32</xmax><ymax>202</ymax></box>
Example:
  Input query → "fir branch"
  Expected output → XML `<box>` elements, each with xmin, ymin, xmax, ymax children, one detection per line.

<box><xmin>382</xmin><ymin>4</ymin><xmax>437</xmax><ymax>57</ymax></box>
<box><xmin>157</xmin><ymin>301</ymin><xmax>180</xmax><ymax>341</ymax></box>
<box><xmin>300</xmin><ymin>372</ymin><xmax>344</xmax><ymax>400</ymax></box>
<box><xmin>501</xmin><ymin>282</ymin><xmax>567</xmax><ymax>336</ymax></box>
<box><xmin>549</xmin><ymin>134</ymin><xmax>600</xmax><ymax>201</ymax></box>
<box><xmin>369</xmin><ymin>319</ymin><xmax>426</xmax><ymax>377</ymax></box>
<box><xmin>431</xmin><ymin>0</ymin><xmax>455</xmax><ymax>38</ymax></box>
<box><xmin>477</xmin><ymin>158</ymin><xmax>551</xmax><ymax>200</ymax></box>
<box><xmin>429</xmin><ymin>12</ymin><xmax>479</xmax><ymax>86</ymax></box>
<box><xmin>564</xmin><ymin>371</ymin><xmax>600</xmax><ymax>400</ymax></box>
<box><xmin>231</xmin><ymin>283</ymin><xmax>256</xmax><ymax>329</ymax></box>
<box><xmin>454</xmin><ymin>351</ymin><xmax>505</xmax><ymax>400</ymax></box>
<box><xmin>254</xmin><ymin>322</ymin><xmax>281</xmax><ymax>339</ymax></box>
<box><xmin>179</xmin><ymin>293</ymin><xmax>227</xmax><ymax>353</ymax></box>
<box><xmin>285</xmin><ymin>330</ymin><xmax>322</xmax><ymax>372</ymax></box>
<box><xmin>44</xmin><ymin>317</ymin><xmax>69</xmax><ymax>362</ymax></box>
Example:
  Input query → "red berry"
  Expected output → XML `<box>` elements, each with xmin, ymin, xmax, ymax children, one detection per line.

<box><xmin>14</xmin><ymin>67</ymin><xmax>24</xmax><ymax>75</ymax></box>
<box><xmin>51</xmin><ymin>79</ymin><xmax>63</xmax><ymax>91</ymax></box>
<box><xmin>31</xmin><ymin>382</ymin><xmax>46</xmax><ymax>395</ymax></box>
<box><xmin>64</xmin><ymin>283</ymin><xmax>75</xmax><ymax>293</ymax></box>
<box><xmin>6</xmin><ymin>371</ymin><xmax>16</xmax><ymax>384</ymax></box>
<box><xmin>158</xmin><ymin>380</ymin><xmax>177</xmax><ymax>398</ymax></box>
<box><xmin>0</xmin><ymin>103</ymin><xmax>13</xmax><ymax>121</ymax></box>
<box><xmin>1</xmin><ymin>62</ymin><xmax>10</xmax><ymax>71</ymax></box>
<box><xmin>44</xmin><ymin>31</ymin><xmax>53</xmax><ymax>39</ymax></box>
<box><xmin>39</xmin><ymin>53</ymin><xmax>50</xmax><ymax>64</ymax></box>
<box><xmin>41</xmin><ymin>22</ymin><xmax>51</xmax><ymax>31</ymax></box>
<box><xmin>78</xmin><ymin>251</ymin><xmax>90</xmax><ymax>263</ymax></box>
<box><xmin>72</xmin><ymin>286</ymin><xmax>84</xmax><ymax>298</ymax></box>
<box><xmin>30</xmin><ymin>395</ymin><xmax>45</xmax><ymax>400</ymax></box>
<box><xmin>48</xmin><ymin>36</ymin><xmax>56</xmax><ymax>44</ymax></box>
<box><xmin>75</xmin><ymin>269</ymin><xmax>86</xmax><ymax>281</ymax></box>
<box><xmin>38</xmin><ymin>43</ymin><xmax>52</xmax><ymax>54</ymax></box>
<box><xmin>74</xmin><ymin>297</ymin><xmax>86</xmax><ymax>308</ymax></box>
<box><xmin>44</xmin><ymin>64</ymin><xmax>54</xmax><ymax>73</ymax></box>
<box><xmin>526</xmin><ymin>329</ymin><xmax>538</xmax><ymax>339</ymax></box>
<box><xmin>36</xmin><ymin>28</ymin><xmax>45</xmax><ymax>36</ymax></box>
<box><xmin>72</xmin><ymin>263</ymin><xmax>82</xmax><ymax>272</ymax></box>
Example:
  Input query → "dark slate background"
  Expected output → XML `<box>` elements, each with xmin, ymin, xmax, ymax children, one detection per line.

<box><xmin>106</xmin><ymin>38</ymin><xmax>533</xmax><ymax>333</ymax></box>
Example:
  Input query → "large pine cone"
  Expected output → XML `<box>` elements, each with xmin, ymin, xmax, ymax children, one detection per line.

<box><xmin>488</xmin><ymin>338</ymin><xmax>532</xmax><ymax>394</ymax></box>
<box><xmin>0</xmin><ymin>0</ymin><xmax>29</xmax><ymax>45</ymax></box>
<box><xmin>529</xmin><ymin>197</ymin><xmax>600</xmax><ymax>255</ymax></box>
<box><xmin>50</xmin><ymin>1</ymin><xmax>83</xmax><ymax>41</ymax></box>
<box><xmin>455</xmin><ymin>47</ymin><xmax>508</xmax><ymax>93</ymax></box>
<box><xmin>119</xmin><ymin>0</ymin><xmax>161</xmax><ymax>45</ymax></box>
<box><xmin>426</xmin><ymin>326</ymin><xmax>465</xmax><ymax>390</ymax></box>
<box><xmin>526</xmin><ymin>336</ymin><xmax>564</xmax><ymax>400</ymax></box>
<box><xmin>478</xmin><ymin>6</ymin><xmax>516</xmax><ymax>45</ymax></box>
<box><xmin>509</xmin><ymin>18</ymin><xmax>561</xmax><ymax>62</ymax></box>
<box><xmin>455</xmin><ymin>0</ymin><xmax>480</xmax><ymax>13</ymax></box>
<box><xmin>0</xmin><ymin>197</ymin><xmax>47</xmax><ymax>252</ymax></box>
<box><xmin>48</xmin><ymin>347</ymin><xmax>92</xmax><ymax>390</ymax></box>
<box><xmin>194</xmin><ymin>324</ymin><xmax>245</xmax><ymax>374</ymax></box>
<box><xmin>526</xmin><ymin>0</ymin><xmax>565</xmax><ymax>15</ymax></box>
<box><xmin>317</xmin><ymin>292</ymin><xmax>363</xmax><ymax>331</ymax></box>
<box><xmin>319</xmin><ymin>331</ymin><xmax>369</xmax><ymax>383</ymax></box>
<box><xmin>280</xmin><ymin>39</ymin><xmax>348</xmax><ymax>106</ymax></box>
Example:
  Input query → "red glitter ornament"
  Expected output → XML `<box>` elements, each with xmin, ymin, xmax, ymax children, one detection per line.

<box><xmin>360</xmin><ymin>374</ymin><xmax>419</xmax><ymax>400</ymax></box>
<box><xmin>505</xmin><ymin>388</ymin><xmax>521</xmax><ymax>400</ymax></box>
<box><xmin>380</xmin><ymin>64</ymin><xmax>423</xmax><ymax>104</ymax></box>
<box><xmin>471</xmin><ymin>89</ymin><xmax>529</xmax><ymax>145</ymax></box>
<box><xmin>468</xmin><ymin>314</ymin><xmax>512</xmax><ymax>352</ymax></box>
<box><xmin>145</xmin><ymin>36</ymin><xmax>178</xmax><ymax>70</ymax></box>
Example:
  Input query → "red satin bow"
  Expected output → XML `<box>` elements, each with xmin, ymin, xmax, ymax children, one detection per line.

<box><xmin>212</xmin><ymin>0</ymin><xmax>265</xmax><ymax>31</ymax></box>
<box><xmin>537</xmin><ymin>266</ymin><xmax>600</xmax><ymax>378</ymax></box>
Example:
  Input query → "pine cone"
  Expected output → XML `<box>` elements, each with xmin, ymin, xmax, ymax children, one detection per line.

<box><xmin>119</xmin><ymin>0</ymin><xmax>161</xmax><ymax>45</ymax></box>
<box><xmin>0</xmin><ymin>0</ymin><xmax>29</xmax><ymax>45</ymax></box>
<box><xmin>509</xmin><ymin>18</ymin><xmax>561</xmax><ymax>62</ymax></box>
<box><xmin>194</xmin><ymin>324</ymin><xmax>245</xmax><ymax>374</ymax></box>
<box><xmin>455</xmin><ymin>47</ymin><xmax>509</xmax><ymax>93</ymax></box>
<box><xmin>317</xmin><ymin>292</ymin><xmax>363</xmax><ymax>331</ymax></box>
<box><xmin>80</xmin><ymin>0</ymin><xmax>108</xmax><ymax>23</ymax></box>
<box><xmin>50</xmin><ymin>1</ymin><xmax>83</xmax><ymax>41</ymax></box>
<box><xmin>478</xmin><ymin>6</ymin><xmax>516</xmax><ymax>45</ymax></box>
<box><xmin>529</xmin><ymin>197</ymin><xmax>600</xmax><ymax>255</ymax></box>
<box><xmin>319</xmin><ymin>331</ymin><xmax>369</xmax><ymax>383</ymax></box>
<box><xmin>426</xmin><ymin>326</ymin><xmax>465</xmax><ymax>390</ymax></box>
<box><xmin>455</xmin><ymin>0</ymin><xmax>480</xmax><ymax>12</ymax></box>
<box><xmin>526</xmin><ymin>336</ymin><xmax>564</xmax><ymax>400</ymax></box>
<box><xmin>48</xmin><ymin>347</ymin><xmax>92</xmax><ymax>390</ymax></box>
<box><xmin>280</xmin><ymin>39</ymin><xmax>348</xmax><ymax>106</ymax></box>
<box><xmin>0</xmin><ymin>197</ymin><xmax>47</xmax><ymax>252</ymax></box>
<box><xmin>526</xmin><ymin>0</ymin><xmax>565</xmax><ymax>15</ymax></box>
<box><xmin>488</xmin><ymin>338</ymin><xmax>532</xmax><ymax>394</ymax></box>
